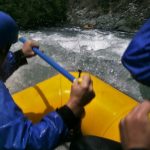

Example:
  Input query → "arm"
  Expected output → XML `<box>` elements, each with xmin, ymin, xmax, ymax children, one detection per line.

<box><xmin>0</xmin><ymin>80</ymin><xmax>68</xmax><ymax>150</ymax></box>
<box><xmin>0</xmin><ymin>75</ymin><xmax>95</xmax><ymax>149</ymax></box>
<box><xmin>122</xmin><ymin>19</ymin><xmax>150</xmax><ymax>86</ymax></box>
<box><xmin>0</xmin><ymin>50</ymin><xmax>27</xmax><ymax>81</ymax></box>
<box><xmin>0</xmin><ymin>40</ymin><xmax>38</xmax><ymax>82</ymax></box>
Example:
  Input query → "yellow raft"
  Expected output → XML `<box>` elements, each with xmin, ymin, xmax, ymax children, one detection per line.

<box><xmin>12</xmin><ymin>72</ymin><xmax>138</xmax><ymax>142</ymax></box>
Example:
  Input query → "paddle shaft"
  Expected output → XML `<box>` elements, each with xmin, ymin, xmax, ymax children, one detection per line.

<box><xmin>19</xmin><ymin>37</ymin><xmax>75</xmax><ymax>82</ymax></box>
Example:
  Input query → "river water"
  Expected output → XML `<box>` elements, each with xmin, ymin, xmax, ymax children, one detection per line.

<box><xmin>6</xmin><ymin>28</ymin><xmax>150</xmax><ymax>101</ymax></box>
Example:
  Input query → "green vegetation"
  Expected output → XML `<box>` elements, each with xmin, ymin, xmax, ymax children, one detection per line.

<box><xmin>0</xmin><ymin>0</ymin><xmax>68</xmax><ymax>29</ymax></box>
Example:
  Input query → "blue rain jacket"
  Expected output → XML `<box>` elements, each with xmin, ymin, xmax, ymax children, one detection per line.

<box><xmin>0</xmin><ymin>52</ymin><xmax>68</xmax><ymax>150</ymax></box>
<box><xmin>122</xmin><ymin>19</ymin><xmax>150</xmax><ymax>86</ymax></box>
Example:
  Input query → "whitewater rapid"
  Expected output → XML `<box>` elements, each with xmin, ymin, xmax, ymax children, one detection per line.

<box><xmin>6</xmin><ymin>28</ymin><xmax>150</xmax><ymax>101</ymax></box>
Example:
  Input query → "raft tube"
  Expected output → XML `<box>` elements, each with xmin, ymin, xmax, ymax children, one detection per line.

<box><xmin>12</xmin><ymin>72</ymin><xmax>138</xmax><ymax>142</ymax></box>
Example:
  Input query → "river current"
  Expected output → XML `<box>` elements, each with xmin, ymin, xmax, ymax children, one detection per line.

<box><xmin>6</xmin><ymin>28</ymin><xmax>150</xmax><ymax>101</ymax></box>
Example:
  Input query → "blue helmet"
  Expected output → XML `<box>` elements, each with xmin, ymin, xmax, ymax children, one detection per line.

<box><xmin>0</xmin><ymin>11</ymin><xmax>18</xmax><ymax>49</ymax></box>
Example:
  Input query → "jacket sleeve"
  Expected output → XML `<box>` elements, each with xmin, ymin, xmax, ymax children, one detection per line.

<box><xmin>121</xmin><ymin>19</ymin><xmax>150</xmax><ymax>86</ymax></box>
<box><xmin>0</xmin><ymin>50</ymin><xmax>27</xmax><ymax>82</ymax></box>
<box><xmin>0</xmin><ymin>81</ymin><xmax>68</xmax><ymax>150</ymax></box>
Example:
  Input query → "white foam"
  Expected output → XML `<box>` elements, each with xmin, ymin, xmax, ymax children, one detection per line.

<box><xmin>22</xmin><ymin>29</ymin><xmax>130</xmax><ymax>57</ymax></box>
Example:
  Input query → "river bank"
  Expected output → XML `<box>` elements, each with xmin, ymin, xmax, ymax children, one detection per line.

<box><xmin>67</xmin><ymin>0</ymin><xmax>150</xmax><ymax>32</ymax></box>
<box><xmin>1</xmin><ymin>0</ymin><xmax>150</xmax><ymax>32</ymax></box>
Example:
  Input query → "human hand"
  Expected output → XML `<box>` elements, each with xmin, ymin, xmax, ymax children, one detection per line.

<box><xmin>67</xmin><ymin>75</ymin><xmax>95</xmax><ymax>117</ymax></box>
<box><xmin>119</xmin><ymin>101</ymin><xmax>150</xmax><ymax>150</ymax></box>
<box><xmin>21</xmin><ymin>40</ymin><xmax>39</xmax><ymax>58</ymax></box>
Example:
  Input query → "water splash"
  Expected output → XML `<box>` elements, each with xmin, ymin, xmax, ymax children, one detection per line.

<box><xmin>6</xmin><ymin>28</ymin><xmax>144</xmax><ymax>101</ymax></box>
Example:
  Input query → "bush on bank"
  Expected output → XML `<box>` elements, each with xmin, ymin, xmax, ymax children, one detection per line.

<box><xmin>0</xmin><ymin>0</ymin><xmax>68</xmax><ymax>29</ymax></box>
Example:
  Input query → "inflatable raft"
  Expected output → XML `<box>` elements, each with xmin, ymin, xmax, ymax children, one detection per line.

<box><xmin>12</xmin><ymin>72</ymin><xmax>138</xmax><ymax>142</ymax></box>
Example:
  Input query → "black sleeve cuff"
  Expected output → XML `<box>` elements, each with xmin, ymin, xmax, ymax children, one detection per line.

<box><xmin>56</xmin><ymin>105</ymin><xmax>81</xmax><ymax>129</ymax></box>
<box><xmin>14</xmin><ymin>50</ymin><xmax>28</xmax><ymax>67</ymax></box>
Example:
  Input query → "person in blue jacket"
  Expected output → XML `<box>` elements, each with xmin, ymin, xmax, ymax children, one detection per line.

<box><xmin>122</xmin><ymin>19</ymin><xmax>150</xmax><ymax>87</ymax></box>
<box><xmin>0</xmin><ymin>11</ymin><xmax>95</xmax><ymax>150</ymax></box>
<box><xmin>121</xmin><ymin>19</ymin><xmax>150</xmax><ymax>150</ymax></box>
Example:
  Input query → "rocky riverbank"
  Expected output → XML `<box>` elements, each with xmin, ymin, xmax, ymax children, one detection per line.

<box><xmin>1</xmin><ymin>0</ymin><xmax>150</xmax><ymax>32</ymax></box>
<box><xmin>67</xmin><ymin>0</ymin><xmax>150</xmax><ymax>32</ymax></box>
